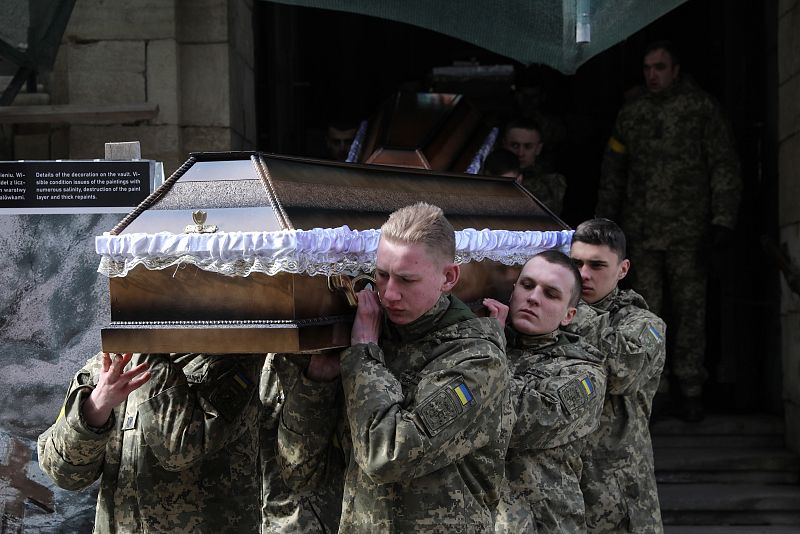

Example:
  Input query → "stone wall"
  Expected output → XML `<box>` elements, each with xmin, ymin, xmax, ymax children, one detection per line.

<box><xmin>12</xmin><ymin>0</ymin><xmax>257</xmax><ymax>174</ymax></box>
<box><xmin>778</xmin><ymin>0</ymin><xmax>800</xmax><ymax>453</ymax></box>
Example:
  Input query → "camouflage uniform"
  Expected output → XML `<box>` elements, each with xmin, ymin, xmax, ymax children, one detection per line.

<box><xmin>37</xmin><ymin>352</ymin><xmax>264</xmax><ymax>533</ymax></box>
<box><xmin>566</xmin><ymin>289</ymin><xmax>666</xmax><ymax>533</ymax></box>
<box><xmin>495</xmin><ymin>329</ymin><xmax>606</xmax><ymax>534</ymax></box>
<box><xmin>521</xmin><ymin>166</ymin><xmax>567</xmax><ymax>217</ymax></box>
<box><xmin>260</xmin><ymin>353</ymin><xmax>343</xmax><ymax>533</ymax></box>
<box><xmin>277</xmin><ymin>294</ymin><xmax>514</xmax><ymax>533</ymax></box>
<box><xmin>596</xmin><ymin>76</ymin><xmax>741</xmax><ymax>396</ymax></box>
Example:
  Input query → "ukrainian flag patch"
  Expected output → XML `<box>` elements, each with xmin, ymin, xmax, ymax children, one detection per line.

<box><xmin>454</xmin><ymin>383</ymin><xmax>473</xmax><ymax>406</ymax></box>
<box><xmin>233</xmin><ymin>370</ymin><xmax>253</xmax><ymax>390</ymax></box>
<box><xmin>648</xmin><ymin>325</ymin><xmax>663</xmax><ymax>342</ymax></box>
<box><xmin>581</xmin><ymin>377</ymin><xmax>594</xmax><ymax>395</ymax></box>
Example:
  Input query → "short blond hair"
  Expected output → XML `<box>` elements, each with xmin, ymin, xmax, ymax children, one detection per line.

<box><xmin>380</xmin><ymin>202</ymin><xmax>456</xmax><ymax>263</ymax></box>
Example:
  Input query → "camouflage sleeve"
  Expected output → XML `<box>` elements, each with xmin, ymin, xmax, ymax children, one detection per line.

<box><xmin>509</xmin><ymin>359</ymin><xmax>606</xmax><ymax>450</ymax></box>
<box><xmin>339</xmin><ymin>336</ymin><xmax>508</xmax><ymax>484</ymax></box>
<box><xmin>37</xmin><ymin>352</ymin><xmax>113</xmax><ymax>490</ymax></box>
<box><xmin>596</xmin><ymin>113</ymin><xmax>629</xmax><ymax>220</ymax></box>
<box><xmin>136</xmin><ymin>353</ymin><xmax>264</xmax><ymax>471</ymax></box>
<box><xmin>274</xmin><ymin>354</ymin><xmax>343</xmax><ymax>492</ymax></box>
<box><xmin>704</xmin><ymin>101</ymin><xmax>742</xmax><ymax>229</ymax></box>
<box><xmin>599</xmin><ymin>314</ymin><xmax>666</xmax><ymax>396</ymax></box>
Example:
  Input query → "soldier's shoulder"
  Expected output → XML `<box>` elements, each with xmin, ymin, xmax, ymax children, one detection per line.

<box><xmin>677</xmin><ymin>77</ymin><xmax>721</xmax><ymax>110</ymax></box>
<box><xmin>548</xmin><ymin>330</ymin><xmax>605</xmax><ymax>364</ymax></box>
<box><xmin>618</xmin><ymin>91</ymin><xmax>652</xmax><ymax>115</ymax></box>
<box><xmin>543</xmin><ymin>172</ymin><xmax>567</xmax><ymax>188</ymax></box>
<box><xmin>438</xmin><ymin>315</ymin><xmax>505</xmax><ymax>349</ymax></box>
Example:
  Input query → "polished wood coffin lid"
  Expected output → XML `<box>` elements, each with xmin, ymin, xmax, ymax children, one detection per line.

<box><xmin>100</xmin><ymin>151</ymin><xmax>567</xmax><ymax>354</ymax></box>
<box><xmin>358</xmin><ymin>92</ymin><xmax>489</xmax><ymax>172</ymax></box>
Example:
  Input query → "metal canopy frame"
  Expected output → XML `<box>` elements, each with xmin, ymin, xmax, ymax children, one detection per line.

<box><xmin>0</xmin><ymin>0</ymin><xmax>76</xmax><ymax>106</ymax></box>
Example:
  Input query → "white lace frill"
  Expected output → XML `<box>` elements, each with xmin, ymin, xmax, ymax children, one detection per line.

<box><xmin>96</xmin><ymin>226</ymin><xmax>573</xmax><ymax>278</ymax></box>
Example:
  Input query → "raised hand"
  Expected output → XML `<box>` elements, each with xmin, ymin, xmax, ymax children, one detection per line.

<box><xmin>483</xmin><ymin>298</ymin><xmax>509</xmax><ymax>327</ymax></box>
<box><xmin>351</xmin><ymin>289</ymin><xmax>382</xmax><ymax>346</ymax></box>
<box><xmin>82</xmin><ymin>353</ymin><xmax>151</xmax><ymax>428</ymax></box>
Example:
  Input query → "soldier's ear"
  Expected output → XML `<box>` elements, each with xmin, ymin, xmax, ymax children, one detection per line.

<box><xmin>441</xmin><ymin>264</ymin><xmax>460</xmax><ymax>292</ymax></box>
<box><xmin>561</xmin><ymin>306</ymin><xmax>577</xmax><ymax>326</ymax></box>
<box><xmin>618</xmin><ymin>259</ymin><xmax>630</xmax><ymax>281</ymax></box>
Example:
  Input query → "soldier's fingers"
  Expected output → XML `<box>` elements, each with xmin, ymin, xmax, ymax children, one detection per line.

<box><xmin>359</xmin><ymin>290</ymin><xmax>380</xmax><ymax>310</ymax></box>
<box><xmin>125</xmin><ymin>371</ymin><xmax>152</xmax><ymax>394</ymax></box>
<box><xmin>101</xmin><ymin>352</ymin><xmax>112</xmax><ymax>373</ymax></box>
<box><xmin>120</xmin><ymin>362</ymin><xmax>150</xmax><ymax>382</ymax></box>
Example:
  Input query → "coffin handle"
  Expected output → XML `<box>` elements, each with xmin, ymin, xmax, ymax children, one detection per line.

<box><xmin>328</xmin><ymin>274</ymin><xmax>376</xmax><ymax>307</ymax></box>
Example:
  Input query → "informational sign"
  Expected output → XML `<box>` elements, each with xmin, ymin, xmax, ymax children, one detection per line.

<box><xmin>0</xmin><ymin>160</ymin><xmax>159</xmax><ymax>214</ymax></box>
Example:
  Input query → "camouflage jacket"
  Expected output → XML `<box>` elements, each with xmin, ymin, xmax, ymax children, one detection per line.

<box><xmin>521</xmin><ymin>166</ymin><xmax>567</xmax><ymax>217</ymax></box>
<box><xmin>260</xmin><ymin>353</ymin><xmax>343</xmax><ymax>533</ymax></box>
<box><xmin>37</xmin><ymin>352</ymin><xmax>264</xmax><ymax>534</ymax></box>
<box><xmin>495</xmin><ymin>329</ymin><xmax>606</xmax><ymax>534</ymax></box>
<box><xmin>596</xmin><ymin>76</ymin><xmax>742</xmax><ymax>250</ymax></box>
<box><xmin>566</xmin><ymin>289</ymin><xmax>666</xmax><ymax>533</ymax></box>
<box><xmin>277</xmin><ymin>295</ymin><xmax>514</xmax><ymax>533</ymax></box>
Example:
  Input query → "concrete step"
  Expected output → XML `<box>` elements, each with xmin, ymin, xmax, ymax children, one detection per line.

<box><xmin>659</xmin><ymin>483</ymin><xmax>800</xmax><ymax>525</ymax></box>
<box><xmin>651</xmin><ymin>414</ymin><xmax>785</xmax><ymax>437</ymax></box>
<box><xmin>665</xmin><ymin>527</ymin><xmax>800</xmax><ymax>533</ymax></box>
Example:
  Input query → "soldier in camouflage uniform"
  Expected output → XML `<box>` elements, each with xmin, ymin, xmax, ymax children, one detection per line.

<box><xmin>37</xmin><ymin>351</ymin><xmax>264</xmax><ymax>533</ymax></box>
<box><xmin>567</xmin><ymin>218</ymin><xmax>667</xmax><ymax>533</ymax></box>
<box><xmin>595</xmin><ymin>41</ymin><xmax>741</xmax><ymax>420</ymax></box>
<box><xmin>276</xmin><ymin>202</ymin><xmax>514</xmax><ymax>532</ymax></box>
<box><xmin>260</xmin><ymin>353</ymin><xmax>343</xmax><ymax>533</ymax></box>
<box><xmin>501</xmin><ymin>118</ymin><xmax>567</xmax><ymax>216</ymax></box>
<box><xmin>487</xmin><ymin>250</ymin><xmax>606</xmax><ymax>533</ymax></box>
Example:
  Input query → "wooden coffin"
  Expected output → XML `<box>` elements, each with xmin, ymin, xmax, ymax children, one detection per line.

<box><xmin>358</xmin><ymin>92</ymin><xmax>490</xmax><ymax>173</ymax></box>
<box><xmin>99</xmin><ymin>151</ymin><xmax>568</xmax><ymax>354</ymax></box>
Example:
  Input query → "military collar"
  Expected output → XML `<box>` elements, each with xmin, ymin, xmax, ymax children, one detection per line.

<box><xmin>587</xmin><ymin>287</ymin><xmax>619</xmax><ymax>312</ymax></box>
<box><xmin>507</xmin><ymin>327</ymin><xmax>559</xmax><ymax>351</ymax></box>
<box><xmin>384</xmin><ymin>294</ymin><xmax>451</xmax><ymax>344</ymax></box>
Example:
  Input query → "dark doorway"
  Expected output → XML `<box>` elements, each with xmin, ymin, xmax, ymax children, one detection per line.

<box><xmin>253</xmin><ymin>0</ymin><xmax>779</xmax><ymax>413</ymax></box>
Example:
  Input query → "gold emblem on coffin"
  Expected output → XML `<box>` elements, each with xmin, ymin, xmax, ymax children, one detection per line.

<box><xmin>185</xmin><ymin>210</ymin><xmax>218</xmax><ymax>233</ymax></box>
<box><xmin>328</xmin><ymin>273</ymin><xmax>377</xmax><ymax>307</ymax></box>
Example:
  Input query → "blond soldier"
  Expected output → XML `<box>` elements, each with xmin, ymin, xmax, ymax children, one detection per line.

<box><xmin>276</xmin><ymin>202</ymin><xmax>514</xmax><ymax>532</ymax></box>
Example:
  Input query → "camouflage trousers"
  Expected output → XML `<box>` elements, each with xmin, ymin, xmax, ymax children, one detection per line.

<box><xmin>628</xmin><ymin>247</ymin><xmax>707</xmax><ymax>397</ymax></box>
<box><xmin>581</xmin><ymin>456</ymin><xmax>663</xmax><ymax>533</ymax></box>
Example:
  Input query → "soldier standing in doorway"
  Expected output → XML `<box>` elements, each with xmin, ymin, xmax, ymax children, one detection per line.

<box><xmin>596</xmin><ymin>41</ymin><xmax>742</xmax><ymax>421</ymax></box>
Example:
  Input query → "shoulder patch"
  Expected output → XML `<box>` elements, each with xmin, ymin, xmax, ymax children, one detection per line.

<box><xmin>417</xmin><ymin>378</ymin><xmax>477</xmax><ymax>437</ymax></box>
<box><xmin>558</xmin><ymin>375</ymin><xmax>596</xmax><ymax>414</ymax></box>
<box><xmin>205</xmin><ymin>364</ymin><xmax>256</xmax><ymax>422</ymax></box>
<box><xmin>638</xmin><ymin>323</ymin><xmax>665</xmax><ymax>352</ymax></box>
